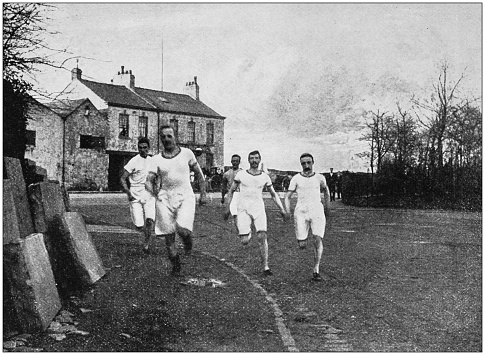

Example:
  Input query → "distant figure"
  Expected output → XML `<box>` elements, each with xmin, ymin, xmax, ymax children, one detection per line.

<box><xmin>221</xmin><ymin>154</ymin><xmax>242</xmax><ymax>220</ymax></box>
<box><xmin>284</xmin><ymin>153</ymin><xmax>331</xmax><ymax>282</ymax></box>
<box><xmin>328</xmin><ymin>168</ymin><xmax>337</xmax><ymax>202</ymax></box>
<box><xmin>120</xmin><ymin>137</ymin><xmax>155</xmax><ymax>254</ymax></box>
<box><xmin>336</xmin><ymin>172</ymin><xmax>343</xmax><ymax>199</ymax></box>
<box><xmin>145</xmin><ymin>125</ymin><xmax>207</xmax><ymax>276</ymax></box>
<box><xmin>224</xmin><ymin>150</ymin><xmax>287</xmax><ymax>276</ymax></box>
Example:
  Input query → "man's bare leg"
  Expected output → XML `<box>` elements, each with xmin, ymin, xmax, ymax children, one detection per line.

<box><xmin>312</xmin><ymin>235</ymin><xmax>323</xmax><ymax>281</ymax></box>
<box><xmin>177</xmin><ymin>225</ymin><xmax>193</xmax><ymax>255</ymax></box>
<box><xmin>162</xmin><ymin>233</ymin><xmax>181</xmax><ymax>275</ymax></box>
<box><xmin>142</xmin><ymin>218</ymin><xmax>154</xmax><ymax>253</ymax></box>
<box><xmin>257</xmin><ymin>231</ymin><xmax>272</xmax><ymax>275</ymax></box>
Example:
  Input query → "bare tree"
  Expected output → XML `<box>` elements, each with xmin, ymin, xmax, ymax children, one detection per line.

<box><xmin>361</xmin><ymin>109</ymin><xmax>395</xmax><ymax>174</ymax></box>
<box><xmin>4</xmin><ymin>4</ymin><xmax>55</xmax><ymax>87</ymax></box>
<box><xmin>412</xmin><ymin>62</ymin><xmax>465</xmax><ymax>172</ymax></box>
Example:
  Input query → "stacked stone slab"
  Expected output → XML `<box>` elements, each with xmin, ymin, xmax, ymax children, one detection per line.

<box><xmin>4</xmin><ymin>158</ymin><xmax>106</xmax><ymax>334</ymax></box>
<box><xmin>3</xmin><ymin>158</ymin><xmax>61</xmax><ymax>333</ymax></box>
<box><xmin>3</xmin><ymin>179</ymin><xmax>24</xmax><ymax>245</ymax></box>
<box><xmin>4</xmin><ymin>233</ymin><xmax>61</xmax><ymax>333</ymax></box>
<box><xmin>28</xmin><ymin>181</ymin><xmax>71</xmax><ymax>294</ymax></box>
<box><xmin>55</xmin><ymin>212</ymin><xmax>106</xmax><ymax>285</ymax></box>
<box><xmin>28</xmin><ymin>182</ymin><xmax>105</xmax><ymax>293</ymax></box>
<box><xmin>3</xmin><ymin>157</ymin><xmax>35</xmax><ymax>238</ymax></box>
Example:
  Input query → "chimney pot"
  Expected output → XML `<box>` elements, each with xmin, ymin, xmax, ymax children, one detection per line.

<box><xmin>71</xmin><ymin>67</ymin><xmax>82</xmax><ymax>80</ymax></box>
<box><xmin>121</xmin><ymin>65</ymin><xmax>124</xmax><ymax>74</ymax></box>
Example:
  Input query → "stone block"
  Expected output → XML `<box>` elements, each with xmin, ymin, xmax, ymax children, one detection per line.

<box><xmin>3</xmin><ymin>158</ymin><xmax>34</xmax><ymax>238</ymax></box>
<box><xmin>3</xmin><ymin>233</ymin><xmax>61</xmax><ymax>333</ymax></box>
<box><xmin>28</xmin><ymin>181</ymin><xmax>67</xmax><ymax>234</ymax></box>
<box><xmin>56</xmin><ymin>212</ymin><xmax>105</xmax><ymax>285</ymax></box>
<box><xmin>3</xmin><ymin>180</ymin><xmax>22</xmax><ymax>245</ymax></box>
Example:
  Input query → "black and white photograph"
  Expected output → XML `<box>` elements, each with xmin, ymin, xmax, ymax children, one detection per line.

<box><xmin>3</xmin><ymin>2</ymin><xmax>481</xmax><ymax>352</ymax></box>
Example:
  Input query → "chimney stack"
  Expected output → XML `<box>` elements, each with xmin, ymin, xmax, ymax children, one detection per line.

<box><xmin>183</xmin><ymin>76</ymin><xmax>199</xmax><ymax>101</ymax></box>
<box><xmin>112</xmin><ymin>65</ymin><xmax>135</xmax><ymax>89</ymax></box>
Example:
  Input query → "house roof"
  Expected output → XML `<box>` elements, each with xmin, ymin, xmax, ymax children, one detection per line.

<box><xmin>79</xmin><ymin>79</ymin><xmax>224</xmax><ymax>119</ymax></box>
<box><xmin>80</xmin><ymin>79</ymin><xmax>154</xmax><ymax>110</ymax></box>
<box><xmin>134</xmin><ymin>87</ymin><xmax>223</xmax><ymax>118</ymax></box>
<box><xmin>47</xmin><ymin>98</ymin><xmax>89</xmax><ymax>117</ymax></box>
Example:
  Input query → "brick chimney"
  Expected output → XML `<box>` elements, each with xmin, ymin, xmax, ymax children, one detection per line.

<box><xmin>112</xmin><ymin>66</ymin><xmax>135</xmax><ymax>89</ymax></box>
<box><xmin>184</xmin><ymin>76</ymin><xmax>199</xmax><ymax>101</ymax></box>
<box><xmin>71</xmin><ymin>67</ymin><xmax>82</xmax><ymax>80</ymax></box>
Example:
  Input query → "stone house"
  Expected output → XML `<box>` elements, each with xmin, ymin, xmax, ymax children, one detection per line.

<box><xmin>27</xmin><ymin>66</ymin><xmax>225</xmax><ymax>191</ymax></box>
<box><xmin>24</xmin><ymin>99</ymin><xmax>64</xmax><ymax>182</ymax></box>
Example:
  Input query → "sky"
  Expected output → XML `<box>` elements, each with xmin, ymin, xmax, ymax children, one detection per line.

<box><xmin>31</xmin><ymin>2</ymin><xmax>482</xmax><ymax>172</ymax></box>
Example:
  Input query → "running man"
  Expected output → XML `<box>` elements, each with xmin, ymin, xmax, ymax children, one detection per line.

<box><xmin>145</xmin><ymin>125</ymin><xmax>206</xmax><ymax>276</ymax></box>
<box><xmin>120</xmin><ymin>137</ymin><xmax>156</xmax><ymax>254</ymax></box>
<box><xmin>221</xmin><ymin>154</ymin><xmax>243</xmax><ymax>225</ymax></box>
<box><xmin>284</xmin><ymin>153</ymin><xmax>331</xmax><ymax>282</ymax></box>
<box><xmin>224</xmin><ymin>150</ymin><xmax>287</xmax><ymax>276</ymax></box>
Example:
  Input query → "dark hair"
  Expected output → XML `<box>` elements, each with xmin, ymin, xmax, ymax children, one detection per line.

<box><xmin>300</xmin><ymin>153</ymin><xmax>314</xmax><ymax>162</ymax></box>
<box><xmin>159</xmin><ymin>124</ymin><xmax>174</xmax><ymax>133</ymax></box>
<box><xmin>138</xmin><ymin>137</ymin><xmax>150</xmax><ymax>147</ymax></box>
<box><xmin>248</xmin><ymin>150</ymin><xmax>261</xmax><ymax>159</ymax></box>
<box><xmin>231</xmin><ymin>154</ymin><xmax>241</xmax><ymax>161</ymax></box>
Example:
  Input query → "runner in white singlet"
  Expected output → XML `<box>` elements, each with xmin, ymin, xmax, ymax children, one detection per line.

<box><xmin>284</xmin><ymin>153</ymin><xmax>331</xmax><ymax>282</ymax></box>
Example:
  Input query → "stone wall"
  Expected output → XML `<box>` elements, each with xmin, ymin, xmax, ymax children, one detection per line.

<box><xmin>158</xmin><ymin>112</ymin><xmax>225</xmax><ymax>169</ymax></box>
<box><xmin>64</xmin><ymin>101</ymin><xmax>109</xmax><ymax>190</ymax></box>
<box><xmin>25</xmin><ymin>101</ymin><xmax>63</xmax><ymax>182</ymax></box>
<box><xmin>106</xmin><ymin>106</ymin><xmax>159</xmax><ymax>155</ymax></box>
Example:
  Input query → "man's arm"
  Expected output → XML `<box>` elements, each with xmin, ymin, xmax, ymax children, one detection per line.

<box><xmin>145</xmin><ymin>172</ymin><xmax>159</xmax><ymax>197</ymax></box>
<box><xmin>221</xmin><ymin>175</ymin><xmax>228</xmax><ymax>203</ymax></box>
<box><xmin>320</xmin><ymin>178</ymin><xmax>331</xmax><ymax>217</ymax></box>
<box><xmin>191</xmin><ymin>162</ymin><xmax>207</xmax><ymax>205</ymax></box>
<box><xmin>284</xmin><ymin>190</ymin><xmax>295</xmax><ymax>217</ymax></box>
<box><xmin>267</xmin><ymin>185</ymin><xmax>287</xmax><ymax>219</ymax></box>
<box><xmin>120</xmin><ymin>170</ymin><xmax>135</xmax><ymax>201</ymax></box>
<box><xmin>223</xmin><ymin>180</ymin><xmax>239</xmax><ymax>220</ymax></box>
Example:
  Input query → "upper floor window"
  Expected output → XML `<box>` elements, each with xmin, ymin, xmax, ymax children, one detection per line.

<box><xmin>206</xmin><ymin>122</ymin><xmax>214</xmax><ymax>144</ymax></box>
<box><xmin>138</xmin><ymin>115</ymin><xmax>148</xmax><ymax>138</ymax></box>
<box><xmin>26</xmin><ymin>130</ymin><xmax>36</xmax><ymax>146</ymax></box>
<box><xmin>187</xmin><ymin>121</ymin><xmax>195</xmax><ymax>143</ymax></box>
<box><xmin>170</xmin><ymin>118</ymin><xmax>179</xmax><ymax>140</ymax></box>
<box><xmin>119</xmin><ymin>111</ymin><xmax>129</xmax><ymax>138</ymax></box>
<box><xmin>80</xmin><ymin>135</ymin><xmax>105</xmax><ymax>150</ymax></box>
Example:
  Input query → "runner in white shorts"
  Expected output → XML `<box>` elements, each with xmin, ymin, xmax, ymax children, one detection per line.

<box><xmin>120</xmin><ymin>137</ymin><xmax>156</xmax><ymax>254</ymax></box>
<box><xmin>145</xmin><ymin>125</ymin><xmax>207</xmax><ymax>276</ymax></box>
<box><xmin>224</xmin><ymin>150</ymin><xmax>287</xmax><ymax>276</ymax></box>
<box><xmin>284</xmin><ymin>153</ymin><xmax>331</xmax><ymax>282</ymax></box>
<box><xmin>221</xmin><ymin>154</ymin><xmax>242</xmax><ymax>228</ymax></box>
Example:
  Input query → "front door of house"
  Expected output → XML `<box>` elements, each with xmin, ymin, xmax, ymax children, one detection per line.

<box><xmin>108</xmin><ymin>152</ymin><xmax>136</xmax><ymax>191</ymax></box>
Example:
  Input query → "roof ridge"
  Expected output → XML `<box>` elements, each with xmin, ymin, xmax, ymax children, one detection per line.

<box><xmin>126</xmin><ymin>86</ymin><xmax>157</xmax><ymax>109</ymax></box>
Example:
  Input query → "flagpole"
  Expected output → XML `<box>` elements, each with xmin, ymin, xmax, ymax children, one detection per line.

<box><xmin>161</xmin><ymin>38</ymin><xmax>164</xmax><ymax>92</ymax></box>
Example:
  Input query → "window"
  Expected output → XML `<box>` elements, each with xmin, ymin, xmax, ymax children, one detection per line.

<box><xmin>187</xmin><ymin>121</ymin><xmax>195</xmax><ymax>142</ymax></box>
<box><xmin>80</xmin><ymin>135</ymin><xmax>105</xmax><ymax>150</ymax></box>
<box><xmin>119</xmin><ymin>111</ymin><xmax>129</xmax><ymax>138</ymax></box>
<box><xmin>26</xmin><ymin>130</ymin><xmax>36</xmax><ymax>146</ymax></box>
<box><xmin>206</xmin><ymin>122</ymin><xmax>214</xmax><ymax>144</ymax></box>
<box><xmin>138</xmin><ymin>115</ymin><xmax>148</xmax><ymax>137</ymax></box>
<box><xmin>170</xmin><ymin>118</ymin><xmax>179</xmax><ymax>140</ymax></box>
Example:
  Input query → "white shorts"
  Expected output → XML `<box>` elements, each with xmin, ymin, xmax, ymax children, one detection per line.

<box><xmin>230</xmin><ymin>192</ymin><xmax>239</xmax><ymax>216</ymax></box>
<box><xmin>155</xmin><ymin>192</ymin><xmax>195</xmax><ymax>235</ymax></box>
<box><xmin>293</xmin><ymin>203</ymin><xmax>326</xmax><ymax>240</ymax></box>
<box><xmin>237</xmin><ymin>209</ymin><xmax>267</xmax><ymax>235</ymax></box>
<box><xmin>129</xmin><ymin>187</ymin><xmax>156</xmax><ymax>228</ymax></box>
